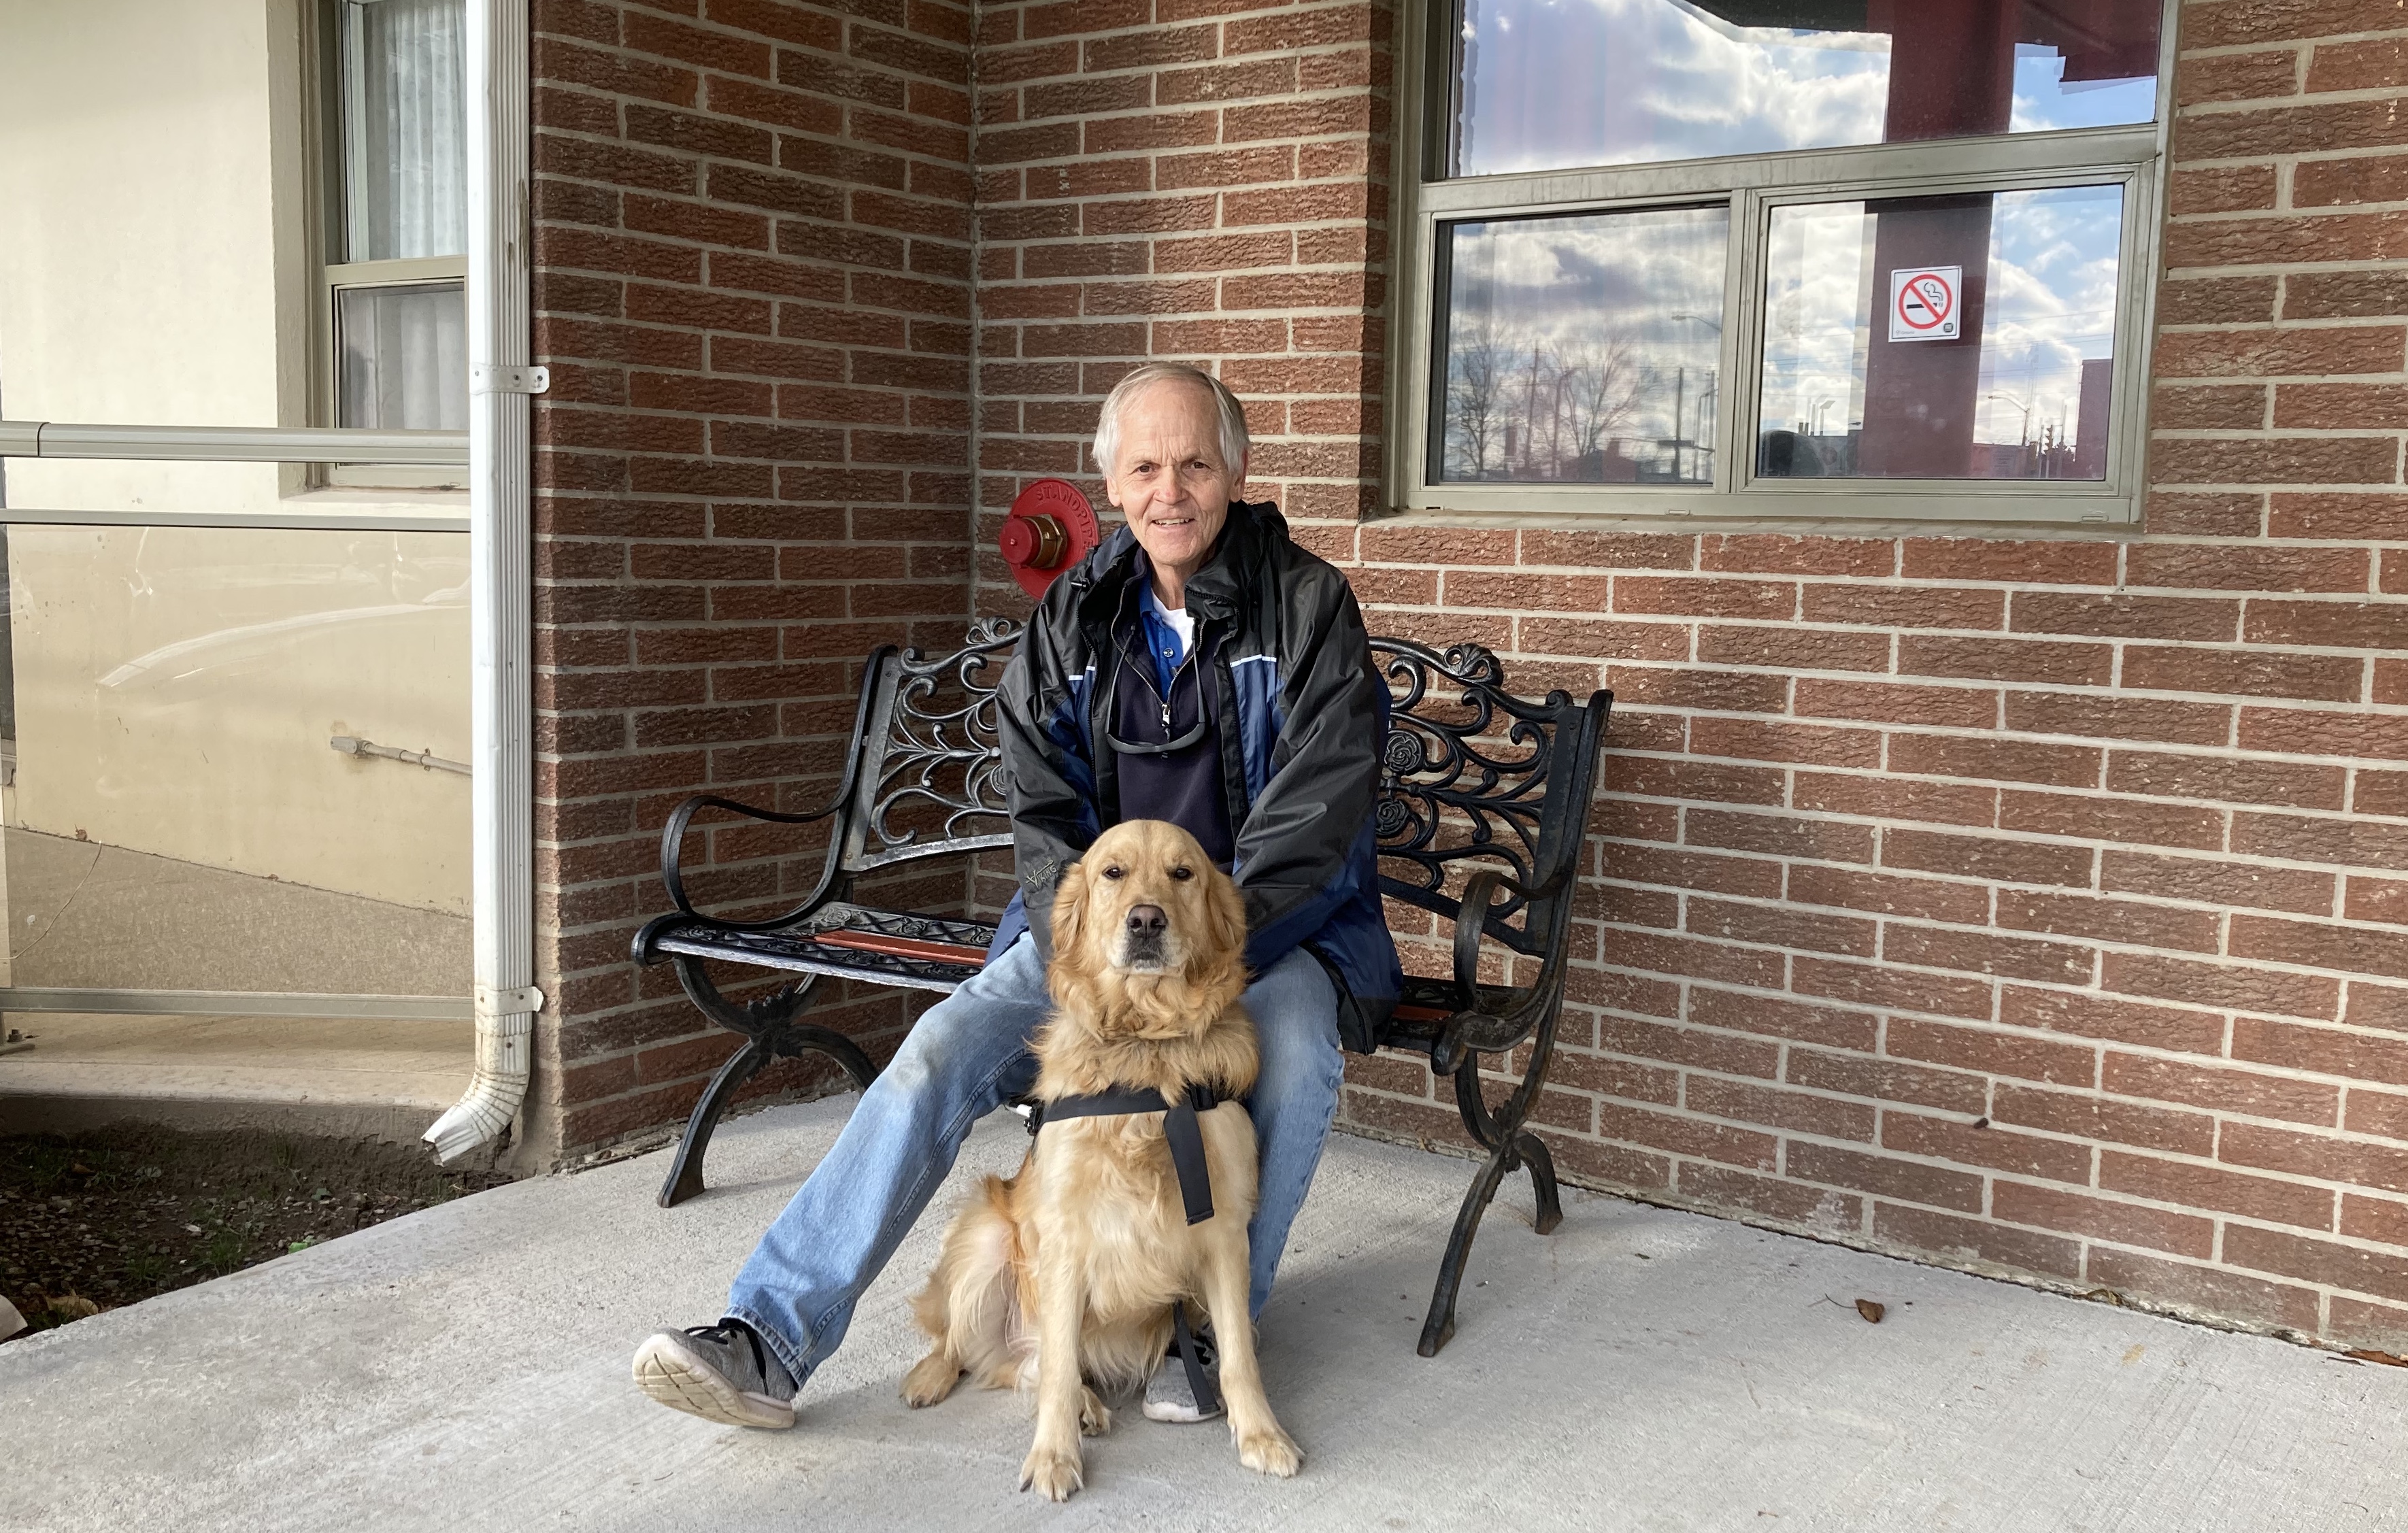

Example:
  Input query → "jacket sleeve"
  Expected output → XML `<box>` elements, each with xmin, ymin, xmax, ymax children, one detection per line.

<box><xmin>999</xmin><ymin>612</ymin><xmax>1098</xmax><ymax>961</ymax></box>
<box><xmin>1234</xmin><ymin>574</ymin><xmax>1384</xmax><ymax>972</ymax></box>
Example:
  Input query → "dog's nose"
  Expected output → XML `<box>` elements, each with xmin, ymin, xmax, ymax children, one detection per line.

<box><xmin>1126</xmin><ymin>905</ymin><xmax>1167</xmax><ymax>935</ymax></box>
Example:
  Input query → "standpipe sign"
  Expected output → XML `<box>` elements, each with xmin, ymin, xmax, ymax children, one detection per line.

<box><xmin>1888</xmin><ymin>266</ymin><xmax>1961</xmax><ymax>342</ymax></box>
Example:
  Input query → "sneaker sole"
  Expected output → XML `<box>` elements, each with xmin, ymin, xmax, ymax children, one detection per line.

<box><xmin>633</xmin><ymin>1334</ymin><xmax>795</xmax><ymax>1430</ymax></box>
<box><xmin>1141</xmin><ymin>1398</ymin><xmax>1224</xmax><ymax>1425</ymax></box>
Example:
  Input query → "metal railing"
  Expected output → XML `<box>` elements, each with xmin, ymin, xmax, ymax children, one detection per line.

<box><xmin>0</xmin><ymin>420</ymin><xmax>468</xmax><ymax>465</ymax></box>
<box><xmin>0</xmin><ymin>420</ymin><xmax>472</xmax><ymax>531</ymax></box>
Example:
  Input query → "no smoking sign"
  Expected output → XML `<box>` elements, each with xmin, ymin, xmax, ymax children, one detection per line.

<box><xmin>1888</xmin><ymin>265</ymin><xmax>1960</xmax><ymax>342</ymax></box>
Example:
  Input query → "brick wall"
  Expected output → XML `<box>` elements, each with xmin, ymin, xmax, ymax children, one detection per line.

<box><xmin>526</xmin><ymin>0</ymin><xmax>2408</xmax><ymax>1351</ymax></box>
<box><xmin>1330</xmin><ymin>0</ymin><xmax>2408</xmax><ymax>1349</ymax></box>
<box><xmin>525</xmin><ymin>0</ymin><xmax>976</xmax><ymax>1160</ymax></box>
<box><xmin>959</xmin><ymin>0</ymin><xmax>2408</xmax><ymax>1351</ymax></box>
<box><xmin>965</xmin><ymin>0</ymin><xmax>1391</xmax><ymax>608</ymax></box>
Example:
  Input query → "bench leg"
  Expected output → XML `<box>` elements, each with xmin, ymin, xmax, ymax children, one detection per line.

<box><xmin>658</xmin><ymin>962</ymin><xmax>885</xmax><ymax>1207</ymax></box>
<box><xmin>1516</xmin><ymin>1130</ymin><xmax>1563</xmax><ymax>1236</ymax></box>
<box><xmin>1418</xmin><ymin>1135</ymin><xmax>1518</xmax><ymax>1358</ymax></box>
<box><xmin>660</xmin><ymin>1036</ymin><xmax>771</xmax><ymax>1208</ymax></box>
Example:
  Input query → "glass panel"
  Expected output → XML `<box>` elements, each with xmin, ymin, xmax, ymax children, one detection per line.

<box><xmin>1451</xmin><ymin>0</ymin><xmax>2162</xmax><ymax>178</ymax></box>
<box><xmin>0</xmin><ymin>524</ymin><xmax>469</xmax><ymax>996</ymax></box>
<box><xmin>1756</xmin><ymin>183</ymin><xmax>2122</xmax><ymax>480</ymax></box>
<box><xmin>340</xmin><ymin>0</ymin><xmax>469</xmax><ymax>261</ymax></box>
<box><xmin>1435</xmin><ymin>205</ymin><xmax>1728</xmax><ymax>484</ymax></box>
<box><xmin>337</xmin><ymin>281</ymin><xmax>468</xmax><ymax>431</ymax></box>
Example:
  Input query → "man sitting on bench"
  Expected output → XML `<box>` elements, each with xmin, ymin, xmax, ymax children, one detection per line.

<box><xmin>633</xmin><ymin>361</ymin><xmax>1404</xmax><ymax>1430</ymax></box>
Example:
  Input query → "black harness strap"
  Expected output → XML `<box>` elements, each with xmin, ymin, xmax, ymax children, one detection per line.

<box><xmin>1025</xmin><ymin>1081</ymin><xmax>1232</xmax><ymax>1415</ymax></box>
<box><xmin>1027</xmin><ymin>1082</ymin><xmax>1224</xmax><ymax>1226</ymax></box>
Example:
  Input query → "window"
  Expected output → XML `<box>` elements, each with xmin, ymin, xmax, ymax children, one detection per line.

<box><xmin>315</xmin><ymin>0</ymin><xmax>469</xmax><ymax>487</ymax></box>
<box><xmin>1394</xmin><ymin>0</ymin><xmax>2169</xmax><ymax>523</ymax></box>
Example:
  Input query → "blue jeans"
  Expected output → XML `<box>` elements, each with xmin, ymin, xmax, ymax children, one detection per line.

<box><xmin>724</xmin><ymin>936</ymin><xmax>1344</xmax><ymax>1385</ymax></box>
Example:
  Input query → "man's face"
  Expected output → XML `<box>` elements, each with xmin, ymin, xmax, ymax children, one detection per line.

<box><xmin>1101</xmin><ymin>380</ymin><xmax>1245</xmax><ymax>586</ymax></box>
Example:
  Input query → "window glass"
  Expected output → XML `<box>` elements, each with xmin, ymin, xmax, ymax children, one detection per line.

<box><xmin>1756</xmin><ymin>183</ymin><xmax>2122</xmax><ymax>480</ymax></box>
<box><xmin>1452</xmin><ymin>0</ymin><xmax>2161</xmax><ymax>178</ymax></box>
<box><xmin>1435</xmin><ymin>205</ymin><xmax>1727</xmax><ymax>484</ymax></box>
<box><xmin>4</xmin><ymin>524</ymin><xmax>469</xmax><ymax>996</ymax></box>
<box><xmin>337</xmin><ymin>282</ymin><xmax>469</xmax><ymax>431</ymax></box>
<box><xmin>339</xmin><ymin>0</ymin><xmax>468</xmax><ymax>262</ymax></box>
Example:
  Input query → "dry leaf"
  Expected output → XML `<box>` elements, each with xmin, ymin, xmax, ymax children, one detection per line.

<box><xmin>2345</xmin><ymin>1348</ymin><xmax>2408</xmax><ymax>1368</ymax></box>
<box><xmin>1855</xmin><ymin>1299</ymin><xmax>1885</xmax><ymax>1324</ymax></box>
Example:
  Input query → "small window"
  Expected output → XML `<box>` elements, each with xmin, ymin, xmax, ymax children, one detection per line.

<box><xmin>316</xmin><ymin>0</ymin><xmax>469</xmax><ymax>485</ymax></box>
<box><xmin>1397</xmin><ymin>0</ymin><xmax>2169</xmax><ymax>524</ymax></box>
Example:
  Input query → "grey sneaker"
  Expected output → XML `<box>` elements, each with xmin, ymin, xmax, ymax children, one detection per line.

<box><xmin>1142</xmin><ymin>1326</ymin><xmax>1223</xmax><ymax>1424</ymax></box>
<box><xmin>633</xmin><ymin>1321</ymin><xmax>797</xmax><ymax>1429</ymax></box>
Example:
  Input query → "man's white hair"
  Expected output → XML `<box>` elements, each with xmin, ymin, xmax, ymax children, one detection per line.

<box><xmin>1090</xmin><ymin>362</ymin><xmax>1250</xmax><ymax>479</ymax></box>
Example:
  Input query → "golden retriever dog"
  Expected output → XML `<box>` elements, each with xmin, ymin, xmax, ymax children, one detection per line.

<box><xmin>899</xmin><ymin>818</ymin><xmax>1301</xmax><ymax>1500</ymax></box>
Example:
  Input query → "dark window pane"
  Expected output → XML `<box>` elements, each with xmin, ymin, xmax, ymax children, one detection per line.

<box><xmin>1756</xmin><ymin>184</ymin><xmax>2122</xmax><ymax>480</ymax></box>
<box><xmin>1451</xmin><ymin>0</ymin><xmax>2161</xmax><ymax>178</ymax></box>
<box><xmin>1435</xmin><ymin>205</ymin><xmax>1727</xmax><ymax>484</ymax></box>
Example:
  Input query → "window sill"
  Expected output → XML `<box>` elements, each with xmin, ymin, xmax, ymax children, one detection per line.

<box><xmin>1369</xmin><ymin>503</ymin><xmax>2144</xmax><ymax>542</ymax></box>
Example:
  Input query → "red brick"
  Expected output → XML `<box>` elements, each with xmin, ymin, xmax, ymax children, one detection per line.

<box><xmin>2224</xmin><ymin>1120</ymin><xmax>2408</xmax><ymax>1196</ymax></box>
<box><xmin>2246</xmin><ymin>601</ymin><xmax>2408</xmax><ymax>651</ymax></box>
<box><xmin>1994</xmin><ymin>890</ymin><xmax>2222</xmax><ymax>953</ymax></box>
<box><xmin>2120</xmin><ymin>644</ymin><xmax>2364</xmax><ymax>703</ymax></box>
<box><xmin>1796</xmin><ymin>679</ymin><xmax>1996</xmax><ymax>728</ymax></box>
<box><xmin>2087</xmin><ymin>1247</ymin><xmax>2320</xmax><ymax>1332</ymax></box>
<box><xmin>1788</xmin><ymin>1143</ymin><xmax>1983</xmax><ymax>1213</ymax></box>
<box><xmin>1994</xmin><ymin>790</ymin><xmax>2226</xmax><ymax>852</ymax></box>
<box><xmin>2106</xmin><ymin>1051</ymin><xmax>2340</xmax><ymax>1126</ymax></box>
<box><xmin>2234</xmin><ymin>1017</ymin><xmax>2408</xmax><ymax>1086</ymax></box>
<box><xmin>1883</xmin><ymin>1111</ymin><xmax>2092</xmax><ymax>1182</ymax></box>
<box><xmin>1887</xmin><ymin>1017</ymin><xmax>2094</xmax><ymax>1085</ymax></box>
<box><xmin>1801</xmin><ymin>584</ymin><xmax>2004</xmax><ymax>629</ymax></box>
<box><xmin>1688</xmin><ymin>988</ymin><xmax>1879</xmax><ymax>1051</ymax></box>
<box><xmin>2001</xmin><ymin>987</ymin><xmax>2224</xmax><ymax>1054</ymax></box>
<box><xmin>1881</xmin><ymin>829</ymin><xmax>2093</xmax><ymax>888</ymax></box>
<box><xmin>1883</xmin><ymin>923</ymin><xmax>2094</xmax><ymax>986</ymax></box>
<box><xmin>2225</xmin><ymin>1225</ymin><xmax>2408</xmax><ymax>1302</ymax></box>
<box><xmin>1595</xmin><ymin>1101</ymin><xmax>1777</xmax><ymax>1169</ymax></box>
<box><xmin>1888</xmin><ymin>735</ymin><xmax>2101</xmax><ymax>789</ymax></box>
<box><xmin>1786</xmin><ymin>865</ymin><xmax>1992</xmax><ymax>926</ymax></box>
<box><xmin>1687</xmin><ymin>1077</ymin><xmax>1876</xmax><ymax>1141</ymax></box>
<box><xmin>1786</xmin><ymin>1048</ymin><xmax>1988</xmax><ymax>1113</ymax></box>
<box><xmin>1996</xmin><ymin>1181</ymin><xmax>2215</xmax><ymax>1258</ymax></box>
<box><xmin>1792</xmin><ymin>774</ymin><xmax>1999</xmax><ymax>828</ymax></box>
<box><xmin>1992</xmin><ymin>1084</ymin><xmax>2215</xmax><ymax>1157</ymax></box>
<box><xmin>1675</xmin><ymin>1163</ymin><xmax>1865</xmax><ymax>1230</ymax></box>
<box><xmin>1873</xmin><ymin>1203</ymin><xmax>2083</xmax><ymax>1279</ymax></box>
<box><xmin>1899</xmin><ymin>539</ymin><xmax>2116</xmax><ymax>586</ymax></box>
<box><xmin>2103</xmin><ymin>1151</ymin><xmax>2333</xmax><ymax>1229</ymax></box>
<box><xmin>1899</xmin><ymin>635</ymin><xmax>2113</xmax><ymax>686</ymax></box>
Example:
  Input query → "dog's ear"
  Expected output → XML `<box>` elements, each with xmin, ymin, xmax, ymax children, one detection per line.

<box><xmin>1206</xmin><ymin>865</ymin><xmax>1248</xmax><ymax>962</ymax></box>
<box><xmin>1050</xmin><ymin>856</ymin><xmax>1091</xmax><ymax>960</ymax></box>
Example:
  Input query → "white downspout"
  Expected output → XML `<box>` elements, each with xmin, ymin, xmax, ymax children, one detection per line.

<box><xmin>427</xmin><ymin>0</ymin><xmax>540</xmax><ymax>1162</ymax></box>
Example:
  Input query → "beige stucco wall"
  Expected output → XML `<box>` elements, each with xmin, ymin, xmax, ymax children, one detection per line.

<box><xmin>0</xmin><ymin>0</ymin><xmax>469</xmax><ymax>923</ymax></box>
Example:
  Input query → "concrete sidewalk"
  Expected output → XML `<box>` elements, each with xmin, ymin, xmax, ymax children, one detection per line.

<box><xmin>5</xmin><ymin>1096</ymin><xmax>2404</xmax><ymax>1533</ymax></box>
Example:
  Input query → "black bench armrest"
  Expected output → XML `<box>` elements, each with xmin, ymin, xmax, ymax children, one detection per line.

<box><xmin>656</xmin><ymin>789</ymin><xmax>846</xmax><ymax>928</ymax></box>
<box><xmin>1429</xmin><ymin>864</ymin><xmax>1573</xmax><ymax>1077</ymax></box>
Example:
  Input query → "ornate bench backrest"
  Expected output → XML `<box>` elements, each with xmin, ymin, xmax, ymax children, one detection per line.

<box><xmin>831</xmin><ymin>624</ymin><xmax>1610</xmax><ymax>961</ymax></box>
<box><xmin>1370</xmin><ymin>637</ymin><xmax>1607</xmax><ymax>959</ymax></box>
<box><xmin>835</xmin><ymin>618</ymin><xmax>1020</xmax><ymax>875</ymax></box>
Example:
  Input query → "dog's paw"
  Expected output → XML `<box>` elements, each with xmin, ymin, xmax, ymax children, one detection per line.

<box><xmin>1235</xmin><ymin>1424</ymin><xmax>1302</xmax><ymax>1479</ymax></box>
<box><xmin>901</xmin><ymin>1352</ymin><xmax>961</xmax><ymax>1408</ymax></box>
<box><xmin>1019</xmin><ymin>1445</ymin><xmax>1085</xmax><ymax>1502</ymax></box>
<box><xmin>1080</xmin><ymin>1387</ymin><xmax>1113</xmax><ymax>1437</ymax></box>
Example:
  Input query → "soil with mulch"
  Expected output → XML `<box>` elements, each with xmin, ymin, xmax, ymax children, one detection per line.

<box><xmin>1</xmin><ymin>1125</ymin><xmax>511</xmax><ymax>1341</ymax></box>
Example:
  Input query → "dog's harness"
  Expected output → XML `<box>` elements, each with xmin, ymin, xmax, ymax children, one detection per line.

<box><xmin>1024</xmin><ymin>1081</ymin><xmax>1232</xmax><ymax>1415</ymax></box>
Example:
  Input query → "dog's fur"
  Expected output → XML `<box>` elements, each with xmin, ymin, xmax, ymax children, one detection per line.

<box><xmin>900</xmin><ymin>819</ymin><xmax>1302</xmax><ymax>1500</ymax></box>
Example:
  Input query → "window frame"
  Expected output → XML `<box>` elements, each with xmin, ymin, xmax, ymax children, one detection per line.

<box><xmin>1384</xmin><ymin>0</ymin><xmax>2179</xmax><ymax>527</ymax></box>
<box><xmin>305</xmin><ymin>0</ymin><xmax>469</xmax><ymax>494</ymax></box>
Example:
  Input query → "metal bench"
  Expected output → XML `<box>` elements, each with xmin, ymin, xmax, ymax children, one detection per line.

<box><xmin>631</xmin><ymin>618</ymin><xmax>1611</xmax><ymax>1355</ymax></box>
